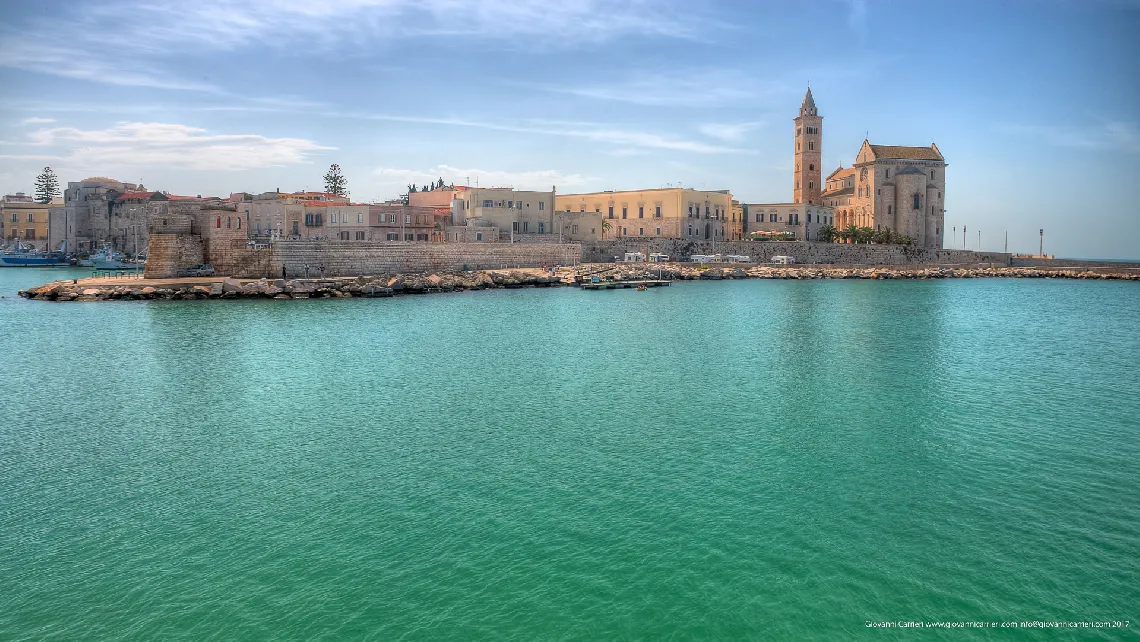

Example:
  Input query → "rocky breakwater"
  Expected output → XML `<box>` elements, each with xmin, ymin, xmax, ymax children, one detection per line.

<box><xmin>590</xmin><ymin>264</ymin><xmax>1140</xmax><ymax>281</ymax></box>
<box><xmin>18</xmin><ymin>270</ymin><xmax>565</xmax><ymax>302</ymax></box>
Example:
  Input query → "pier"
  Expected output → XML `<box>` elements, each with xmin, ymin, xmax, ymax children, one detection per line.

<box><xmin>580</xmin><ymin>279</ymin><xmax>671</xmax><ymax>290</ymax></box>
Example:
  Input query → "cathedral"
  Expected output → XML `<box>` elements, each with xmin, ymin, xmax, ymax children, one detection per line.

<box><xmin>795</xmin><ymin>88</ymin><xmax>947</xmax><ymax>248</ymax></box>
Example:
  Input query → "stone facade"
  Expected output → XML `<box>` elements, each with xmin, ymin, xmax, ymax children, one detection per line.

<box><xmin>743</xmin><ymin>203</ymin><xmax>835</xmax><ymax>241</ymax></box>
<box><xmin>457</xmin><ymin>187</ymin><xmax>557</xmax><ymax>237</ymax></box>
<box><xmin>793</xmin><ymin>88</ymin><xmax>823</xmax><ymax>205</ymax></box>
<box><xmin>1</xmin><ymin>197</ymin><xmax>53</xmax><ymax>245</ymax></box>
<box><xmin>145</xmin><ymin>204</ymin><xmax>581</xmax><ymax>278</ymax></box>
<box><xmin>145</xmin><ymin>233</ymin><xmax>205</xmax><ymax>278</ymax></box>
<box><xmin>842</xmin><ymin>141</ymin><xmax>947</xmax><ymax>248</ymax></box>
<box><xmin>555</xmin><ymin>188</ymin><xmax>734</xmax><ymax>241</ymax></box>
<box><xmin>779</xmin><ymin>91</ymin><xmax>948</xmax><ymax>249</ymax></box>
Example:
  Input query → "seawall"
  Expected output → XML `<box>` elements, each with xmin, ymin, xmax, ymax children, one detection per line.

<box><xmin>581</xmin><ymin>239</ymin><xmax>1011</xmax><ymax>266</ymax></box>
<box><xmin>147</xmin><ymin>237</ymin><xmax>581</xmax><ymax>278</ymax></box>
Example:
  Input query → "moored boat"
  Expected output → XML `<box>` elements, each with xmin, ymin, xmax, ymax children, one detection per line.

<box><xmin>88</xmin><ymin>245</ymin><xmax>136</xmax><ymax>270</ymax></box>
<box><xmin>0</xmin><ymin>240</ymin><xmax>70</xmax><ymax>267</ymax></box>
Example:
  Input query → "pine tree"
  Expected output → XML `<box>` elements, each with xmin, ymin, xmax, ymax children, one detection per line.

<box><xmin>323</xmin><ymin>163</ymin><xmax>348</xmax><ymax>198</ymax></box>
<box><xmin>34</xmin><ymin>167</ymin><xmax>60</xmax><ymax>204</ymax></box>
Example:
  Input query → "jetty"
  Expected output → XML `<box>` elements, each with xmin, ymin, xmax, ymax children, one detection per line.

<box><xmin>580</xmin><ymin>279</ymin><xmax>671</xmax><ymax>290</ymax></box>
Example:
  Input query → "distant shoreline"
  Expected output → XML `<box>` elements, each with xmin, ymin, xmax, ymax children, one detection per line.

<box><xmin>16</xmin><ymin>263</ymin><xmax>1140</xmax><ymax>302</ymax></box>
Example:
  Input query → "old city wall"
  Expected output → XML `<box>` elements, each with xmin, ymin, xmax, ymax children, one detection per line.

<box><xmin>582</xmin><ymin>239</ymin><xmax>1012</xmax><ymax>265</ymax></box>
<box><xmin>145</xmin><ymin>233</ymin><xmax>204</xmax><ymax>278</ymax></box>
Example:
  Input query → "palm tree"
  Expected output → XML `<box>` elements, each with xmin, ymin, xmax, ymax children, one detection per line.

<box><xmin>816</xmin><ymin>224</ymin><xmax>837</xmax><ymax>243</ymax></box>
<box><xmin>599</xmin><ymin>216</ymin><xmax>612</xmax><ymax>240</ymax></box>
<box><xmin>843</xmin><ymin>224</ymin><xmax>858</xmax><ymax>244</ymax></box>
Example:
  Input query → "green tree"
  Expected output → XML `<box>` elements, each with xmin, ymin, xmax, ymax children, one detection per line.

<box><xmin>34</xmin><ymin>167</ymin><xmax>60</xmax><ymax>204</ymax></box>
<box><xmin>816</xmin><ymin>223</ymin><xmax>837</xmax><ymax>243</ymax></box>
<box><xmin>842</xmin><ymin>224</ymin><xmax>858</xmax><ymax>243</ymax></box>
<box><xmin>599</xmin><ymin>216</ymin><xmax>612</xmax><ymax>240</ymax></box>
<box><xmin>323</xmin><ymin>163</ymin><xmax>348</xmax><ymax>197</ymax></box>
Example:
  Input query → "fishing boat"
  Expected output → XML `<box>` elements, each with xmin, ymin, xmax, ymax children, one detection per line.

<box><xmin>0</xmin><ymin>240</ymin><xmax>70</xmax><ymax>267</ymax></box>
<box><xmin>88</xmin><ymin>245</ymin><xmax>136</xmax><ymax>270</ymax></box>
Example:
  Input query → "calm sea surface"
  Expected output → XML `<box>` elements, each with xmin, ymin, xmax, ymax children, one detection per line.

<box><xmin>1</xmin><ymin>268</ymin><xmax>1138</xmax><ymax>640</ymax></box>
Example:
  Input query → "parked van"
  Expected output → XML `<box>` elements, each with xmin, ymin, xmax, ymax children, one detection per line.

<box><xmin>770</xmin><ymin>255</ymin><xmax>795</xmax><ymax>264</ymax></box>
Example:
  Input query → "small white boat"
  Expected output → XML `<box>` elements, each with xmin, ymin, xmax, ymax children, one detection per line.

<box><xmin>88</xmin><ymin>245</ymin><xmax>136</xmax><ymax>270</ymax></box>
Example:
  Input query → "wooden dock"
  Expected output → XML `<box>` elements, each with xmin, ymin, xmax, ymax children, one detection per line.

<box><xmin>580</xmin><ymin>279</ymin><xmax>671</xmax><ymax>290</ymax></box>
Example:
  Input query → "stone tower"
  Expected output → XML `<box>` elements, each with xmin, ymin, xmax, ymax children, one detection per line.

<box><xmin>793</xmin><ymin>88</ymin><xmax>822</xmax><ymax>204</ymax></box>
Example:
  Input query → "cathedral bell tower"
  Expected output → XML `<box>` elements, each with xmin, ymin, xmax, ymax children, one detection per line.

<box><xmin>793</xmin><ymin>88</ymin><xmax>822</xmax><ymax>204</ymax></box>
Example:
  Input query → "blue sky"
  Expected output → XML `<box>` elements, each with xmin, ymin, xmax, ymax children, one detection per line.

<box><xmin>1</xmin><ymin>0</ymin><xmax>1137</xmax><ymax>258</ymax></box>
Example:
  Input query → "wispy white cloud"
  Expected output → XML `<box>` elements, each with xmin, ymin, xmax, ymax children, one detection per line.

<box><xmin>348</xmin><ymin>112</ymin><xmax>750</xmax><ymax>154</ymax></box>
<box><xmin>20</xmin><ymin>117</ymin><xmax>55</xmax><ymax>125</ymax></box>
<box><xmin>0</xmin><ymin>0</ymin><xmax>706</xmax><ymax>90</ymax></box>
<box><xmin>845</xmin><ymin>0</ymin><xmax>868</xmax><ymax>39</ymax></box>
<box><xmin>998</xmin><ymin>121</ymin><xmax>1140</xmax><ymax>154</ymax></box>
<box><xmin>531</xmin><ymin>69</ymin><xmax>768</xmax><ymax>107</ymax></box>
<box><xmin>698</xmin><ymin>121</ymin><xmax>765</xmax><ymax>142</ymax></box>
<box><xmin>3</xmin><ymin>122</ymin><xmax>333</xmax><ymax>171</ymax></box>
<box><xmin>0</xmin><ymin>38</ymin><xmax>218</xmax><ymax>91</ymax></box>
<box><xmin>145</xmin><ymin>0</ymin><xmax>706</xmax><ymax>46</ymax></box>
<box><xmin>374</xmin><ymin>165</ymin><xmax>596</xmax><ymax>191</ymax></box>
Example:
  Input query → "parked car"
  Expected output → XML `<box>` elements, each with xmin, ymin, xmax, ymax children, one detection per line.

<box><xmin>185</xmin><ymin>264</ymin><xmax>215</xmax><ymax>276</ymax></box>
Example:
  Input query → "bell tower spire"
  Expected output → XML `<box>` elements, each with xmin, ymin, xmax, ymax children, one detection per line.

<box><xmin>793</xmin><ymin>88</ymin><xmax>822</xmax><ymax>205</ymax></box>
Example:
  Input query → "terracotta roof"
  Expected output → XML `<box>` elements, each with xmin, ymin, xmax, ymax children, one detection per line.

<box><xmin>868</xmin><ymin>144</ymin><xmax>943</xmax><ymax>161</ymax></box>
<box><xmin>821</xmin><ymin>186</ymin><xmax>853</xmax><ymax>197</ymax></box>
<box><xmin>826</xmin><ymin>167</ymin><xmax>855</xmax><ymax>181</ymax></box>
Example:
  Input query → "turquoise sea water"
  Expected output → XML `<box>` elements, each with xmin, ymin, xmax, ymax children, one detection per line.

<box><xmin>2</xmin><ymin>268</ymin><xmax>1138</xmax><ymax>640</ymax></box>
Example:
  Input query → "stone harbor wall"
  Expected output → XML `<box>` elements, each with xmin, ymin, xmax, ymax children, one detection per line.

<box><xmin>266</xmin><ymin>241</ymin><xmax>581</xmax><ymax>278</ymax></box>
<box><xmin>145</xmin><ymin>233</ymin><xmax>204</xmax><ymax>278</ymax></box>
<box><xmin>147</xmin><ymin>235</ymin><xmax>582</xmax><ymax>278</ymax></box>
<box><xmin>1010</xmin><ymin>257</ymin><xmax>1140</xmax><ymax>268</ymax></box>
<box><xmin>581</xmin><ymin>239</ymin><xmax>1011</xmax><ymax>265</ymax></box>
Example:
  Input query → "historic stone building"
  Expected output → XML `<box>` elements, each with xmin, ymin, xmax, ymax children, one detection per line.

<box><xmin>555</xmin><ymin>188</ymin><xmax>734</xmax><ymax>241</ymax></box>
<box><xmin>745</xmin><ymin>89</ymin><xmax>834</xmax><ymax>242</ymax></box>
<box><xmin>803</xmin><ymin>88</ymin><xmax>948</xmax><ymax>248</ymax></box>
<box><xmin>793</xmin><ymin>88</ymin><xmax>823</xmax><ymax>205</ymax></box>
<box><xmin>840</xmin><ymin>141</ymin><xmax>947</xmax><ymax>248</ymax></box>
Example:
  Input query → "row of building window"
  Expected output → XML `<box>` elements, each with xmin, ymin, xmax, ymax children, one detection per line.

<box><xmin>480</xmin><ymin>200</ymin><xmax>545</xmax><ymax>210</ymax></box>
<box><xmin>326</xmin><ymin>212</ymin><xmax>365</xmax><ymax>224</ymax></box>
<box><xmin>7</xmin><ymin>213</ymin><xmax>38</xmax><ymax>223</ymax></box>
<box><xmin>614</xmin><ymin>227</ymin><xmax>664</xmax><ymax>237</ymax></box>
<box><xmin>511</xmin><ymin>221</ymin><xmax>546</xmax><ymax>233</ymax></box>
<box><xmin>604</xmin><ymin>205</ymin><xmax>664</xmax><ymax>218</ymax></box>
